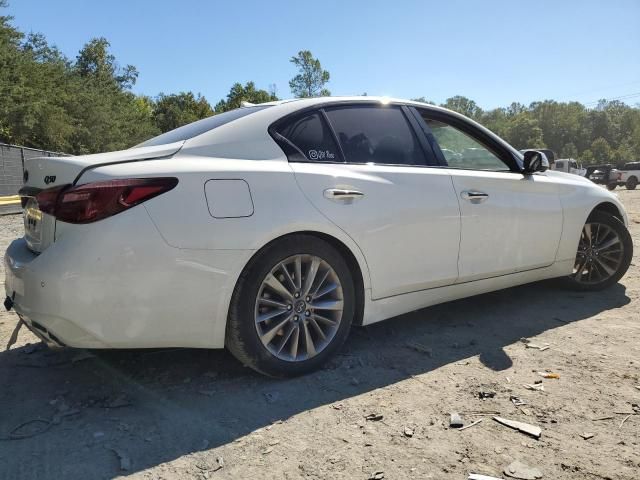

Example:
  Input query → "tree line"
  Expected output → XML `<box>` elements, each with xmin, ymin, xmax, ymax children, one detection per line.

<box><xmin>1</xmin><ymin>3</ymin><xmax>638</xmax><ymax>165</ymax></box>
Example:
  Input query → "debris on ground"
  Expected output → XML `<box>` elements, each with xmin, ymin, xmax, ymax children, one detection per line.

<box><xmin>537</xmin><ymin>371</ymin><xmax>560</xmax><ymax>379</ymax></box>
<box><xmin>478</xmin><ymin>391</ymin><xmax>496</xmax><ymax>399</ymax></box>
<box><xmin>619</xmin><ymin>414</ymin><xmax>632</xmax><ymax>428</ymax></box>
<box><xmin>403</xmin><ymin>426</ymin><xmax>414</xmax><ymax>437</ymax></box>
<box><xmin>510</xmin><ymin>396</ymin><xmax>527</xmax><ymax>406</ymax></box>
<box><xmin>520</xmin><ymin>338</ymin><xmax>550</xmax><ymax>351</ymax></box>
<box><xmin>368</xmin><ymin>471</ymin><xmax>384</xmax><ymax>479</ymax></box>
<box><xmin>469</xmin><ymin>474</ymin><xmax>505</xmax><ymax>480</ymax></box>
<box><xmin>503</xmin><ymin>460</ymin><xmax>543</xmax><ymax>479</ymax></box>
<box><xmin>450</xmin><ymin>412</ymin><xmax>464</xmax><ymax>428</ymax></box>
<box><xmin>522</xmin><ymin>383</ymin><xmax>545</xmax><ymax>392</ymax></box>
<box><xmin>459</xmin><ymin>419</ymin><xmax>483</xmax><ymax>431</ymax></box>
<box><xmin>579</xmin><ymin>432</ymin><xmax>595</xmax><ymax>440</ymax></box>
<box><xmin>364</xmin><ymin>413</ymin><xmax>383</xmax><ymax>422</ymax></box>
<box><xmin>493</xmin><ymin>416</ymin><xmax>542</xmax><ymax>439</ymax></box>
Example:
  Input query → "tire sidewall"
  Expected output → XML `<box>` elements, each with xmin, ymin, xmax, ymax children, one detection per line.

<box><xmin>227</xmin><ymin>235</ymin><xmax>355</xmax><ymax>377</ymax></box>
<box><xmin>565</xmin><ymin>211</ymin><xmax>633</xmax><ymax>291</ymax></box>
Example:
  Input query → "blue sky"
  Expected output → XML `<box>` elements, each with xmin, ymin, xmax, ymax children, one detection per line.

<box><xmin>7</xmin><ymin>0</ymin><xmax>640</xmax><ymax>109</ymax></box>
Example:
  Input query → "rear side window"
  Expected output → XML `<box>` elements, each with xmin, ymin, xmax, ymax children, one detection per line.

<box><xmin>276</xmin><ymin>112</ymin><xmax>340</xmax><ymax>162</ymax></box>
<box><xmin>138</xmin><ymin>106</ymin><xmax>270</xmax><ymax>147</ymax></box>
<box><xmin>325</xmin><ymin>106</ymin><xmax>426</xmax><ymax>166</ymax></box>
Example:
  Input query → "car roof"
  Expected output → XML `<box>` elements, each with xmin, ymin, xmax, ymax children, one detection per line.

<box><xmin>177</xmin><ymin>96</ymin><xmax>523</xmax><ymax>163</ymax></box>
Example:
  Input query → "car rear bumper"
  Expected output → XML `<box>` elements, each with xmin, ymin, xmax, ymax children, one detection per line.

<box><xmin>4</xmin><ymin>238</ymin><xmax>112</xmax><ymax>347</ymax></box>
<box><xmin>4</xmin><ymin>207</ymin><xmax>253</xmax><ymax>349</ymax></box>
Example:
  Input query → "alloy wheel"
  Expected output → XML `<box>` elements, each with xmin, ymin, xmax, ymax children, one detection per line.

<box><xmin>254</xmin><ymin>254</ymin><xmax>344</xmax><ymax>362</ymax></box>
<box><xmin>572</xmin><ymin>222</ymin><xmax>624</xmax><ymax>285</ymax></box>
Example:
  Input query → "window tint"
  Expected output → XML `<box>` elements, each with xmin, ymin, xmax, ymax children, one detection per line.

<box><xmin>138</xmin><ymin>106</ymin><xmax>270</xmax><ymax>147</ymax></box>
<box><xmin>277</xmin><ymin>112</ymin><xmax>340</xmax><ymax>162</ymax></box>
<box><xmin>325</xmin><ymin>106</ymin><xmax>426</xmax><ymax>165</ymax></box>
<box><xmin>424</xmin><ymin>118</ymin><xmax>508</xmax><ymax>171</ymax></box>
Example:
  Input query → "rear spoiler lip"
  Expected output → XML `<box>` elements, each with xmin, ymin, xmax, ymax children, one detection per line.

<box><xmin>71</xmin><ymin>152</ymin><xmax>178</xmax><ymax>186</ymax></box>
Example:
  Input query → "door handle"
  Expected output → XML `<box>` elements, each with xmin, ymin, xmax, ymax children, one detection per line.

<box><xmin>323</xmin><ymin>188</ymin><xmax>365</xmax><ymax>202</ymax></box>
<box><xmin>461</xmin><ymin>190</ymin><xmax>489</xmax><ymax>203</ymax></box>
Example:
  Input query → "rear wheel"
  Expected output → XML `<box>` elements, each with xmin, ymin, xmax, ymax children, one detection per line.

<box><xmin>606</xmin><ymin>182</ymin><xmax>617</xmax><ymax>191</ymax></box>
<box><xmin>225</xmin><ymin>235</ymin><xmax>355</xmax><ymax>377</ymax></box>
<box><xmin>562</xmin><ymin>211</ymin><xmax>632</xmax><ymax>291</ymax></box>
<box><xmin>626</xmin><ymin>176</ymin><xmax>637</xmax><ymax>190</ymax></box>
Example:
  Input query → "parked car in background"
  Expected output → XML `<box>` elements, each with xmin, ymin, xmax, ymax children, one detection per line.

<box><xmin>587</xmin><ymin>164</ymin><xmax>623</xmax><ymax>190</ymax></box>
<box><xmin>619</xmin><ymin>162</ymin><xmax>640</xmax><ymax>190</ymax></box>
<box><xmin>4</xmin><ymin>97</ymin><xmax>634</xmax><ymax>376</ymax></box>
<box><xmin>551</xmin><ymin>158</ymin><xmax>587</xmax><ymax>177</ymax></box>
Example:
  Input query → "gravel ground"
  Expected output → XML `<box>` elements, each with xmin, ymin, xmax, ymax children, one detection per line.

<box><xmin>0</xmin><ymin>190</ymin><xmax>638</xmax><ymax>480</ymax></box>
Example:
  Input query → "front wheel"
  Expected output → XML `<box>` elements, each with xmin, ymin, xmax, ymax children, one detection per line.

<box><xmin>225</xmin><ymin>235</ymin><xmax>355</xmax><ymax>377</ymax></box>
<box><xmin>562</xmin><ymin>211</ymin><xmax>633</xmax><ymax>291</ymax></box>
<box><xmin>606</xmin><ymin>183</ymin><xmax>617</xmax><ymax>191</ymax></box>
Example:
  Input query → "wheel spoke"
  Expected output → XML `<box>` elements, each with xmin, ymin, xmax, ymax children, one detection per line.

<box><xmin>302</xmin><ymin>257</ymin><xmax>321</xmax><ymax>296</ymax></box>
<box><xmin>310</xmin><ymin>299</ymin><xmax>344</xmax><ymax>311</ymax></box>
<box><xmin>257</xmin><ymin>308</ymin><xmax>288</xmax><ymax>324</ymax></box>
<box><xmin>264</xmin><ymin>274</ymin><xmax>293</xmax><ymax>300</ymax></box>
<box><xmin>315</xmin><ymin>282</ymin><xmax>338</xmax><ymax>298</ymax></box>
<box><xmin>279</xmin><ymin>264</ymin><xmax>297</xmax><ymax>291</ymax></box>
<box><xmin>596</xmin><ymin>236</ymin><xmax>620</xmax><ymax>252</ymax></box>
<box><xmin>276</xmin><ymin>323</ymin><xmax>297</xmax><ymax>355</ymax></box>
<box><xmin>259</xmin><ymin>315</ymin><xmax>292</xmax><ymax>344</ymax></box>
<box><xmin>294</xmin><ymin>256</ymin><xmax>302</xmax><ymax>290</ymax></box>
<box><xmin>313</xmin><ymin>313</ymin><xmax>337</xmax><ymax>326</ymax></box>
<box><xmin>259</xmin><ymin>297</ymin><xmax>289</xmax><ymax>309</ymax></box>
<box><xmin>289</xmin><ymin>324</ymin><xmax>300</xmax><ymax>359</ymax></box>
<box><xmin>311</xmin><ymin>268</ymin><xmax>330</xmax><ymax>296</ymax></box>
<box><xmin>303</xmin><ymin>321</ymin><xmax>316</xmax><ymax>357</ymax></box>
<box><xmin>309</xmin><ymin>317</ymin><xmax>326</xmax><ymax>340</ymax></box>
<box><xmin>595</xmin><ymin>257</ymin><xmax>616</xmax><ymax>276</ymax></box>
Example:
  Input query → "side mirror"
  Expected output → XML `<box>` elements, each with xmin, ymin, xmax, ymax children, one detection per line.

<box><xmin>522</xmin><ymin>150</ymin><xmax>549</xmax><ymax>174</ymax></box>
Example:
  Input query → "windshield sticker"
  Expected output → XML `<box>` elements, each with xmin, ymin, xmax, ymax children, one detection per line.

<box><xmin>308</xmin><ymin>149</ymin><xmax>335</xmax><ymax>161</ymax></box>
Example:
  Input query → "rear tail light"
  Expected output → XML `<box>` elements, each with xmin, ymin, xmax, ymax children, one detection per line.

<box><xmin>36</xmin><ymin>177</ymin><xmax>178</xmax><ymax>224</ymax></box>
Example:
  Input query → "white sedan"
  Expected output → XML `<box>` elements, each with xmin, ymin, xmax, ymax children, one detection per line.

<box><xmin>4</xmin><ymin>97</ymin><xmax>633</xmax><ymax>376</ymax></box>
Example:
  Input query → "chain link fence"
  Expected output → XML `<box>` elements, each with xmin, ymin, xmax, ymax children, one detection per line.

<box><xmin>0</xmin><ymin>143</ymin><xmax>69</xmax><ymax>214</ymax></box>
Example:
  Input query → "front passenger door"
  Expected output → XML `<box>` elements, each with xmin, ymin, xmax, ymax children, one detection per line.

<box><xmin>417</xmin><ymin>110</ymin><xmax>563</xmax><ymax>282</ymax></box>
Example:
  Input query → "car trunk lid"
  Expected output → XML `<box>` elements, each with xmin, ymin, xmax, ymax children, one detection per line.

<box><xmin>20</xmin><ymin>141</ymin><xmax>184</xmax><ymax>253</ymax></box>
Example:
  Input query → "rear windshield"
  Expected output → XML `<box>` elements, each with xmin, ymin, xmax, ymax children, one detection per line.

<box><xmin>137</xmin><ymin>106</ymin><xmax>271</xmax><ymax>147</ymax></box>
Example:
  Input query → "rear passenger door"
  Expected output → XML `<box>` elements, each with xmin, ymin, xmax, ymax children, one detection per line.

<box><xmin>274</xmin><ymin>103</ymin><xmax>461</xmax><ymax>299</ymax></box>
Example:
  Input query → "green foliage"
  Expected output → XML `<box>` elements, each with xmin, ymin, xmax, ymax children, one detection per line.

<box><xmin>2</xmin><ymin>3</ymin><xmax>640</xmax><ymax>165</ymax></box>
<box><xmin>289</xmin><ymin>50</ymin><xmax>330</xmax><ymax>98</ymax></box>
<box><xmin>215</xmin><ymin>82</ymin><xmax>277</xmax><ymax>113</ymax></box>
<box><xmin>434</xmin><ymin>93</ymin><xmax>640</xmax><ymax>165</ymax></box>
<box><xmin>442</xmin><ymin>96</ymin><xmax>482</xmax><ymax>120</ymax></box>
<box><xmin>153</xmin><ymin>92</ymin><xmax>213</xmax><ymax>133</ymax></box>
<box><xmin>503</xmin><ymin>114</ymin><xmax>545</xmax><ymax>149</ymax></box>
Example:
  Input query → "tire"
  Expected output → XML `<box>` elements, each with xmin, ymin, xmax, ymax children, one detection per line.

<box><xmin>560</xmin><ymin>210</ymin><xmax>633</xmax><ymax>291</ymax></box>
<box><xmin>626</xmin><ymin>176</ymin><xmax>637</xmax><ymax>190</ymax></box>
<box><xmin>225</xmin><ymin>234</ymin><xmax>355</xmax><ymax>377</ymax></box>
<box><xmin>606</xmin><ymin>183</ymin><xmax>617</xmax><ymax>191</ymax></box>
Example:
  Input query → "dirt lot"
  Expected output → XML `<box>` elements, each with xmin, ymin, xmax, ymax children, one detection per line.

<box><xmin>0</xmin><ymin>190</ymin><xmax>638</xmax><ymax>480</ymax></box>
